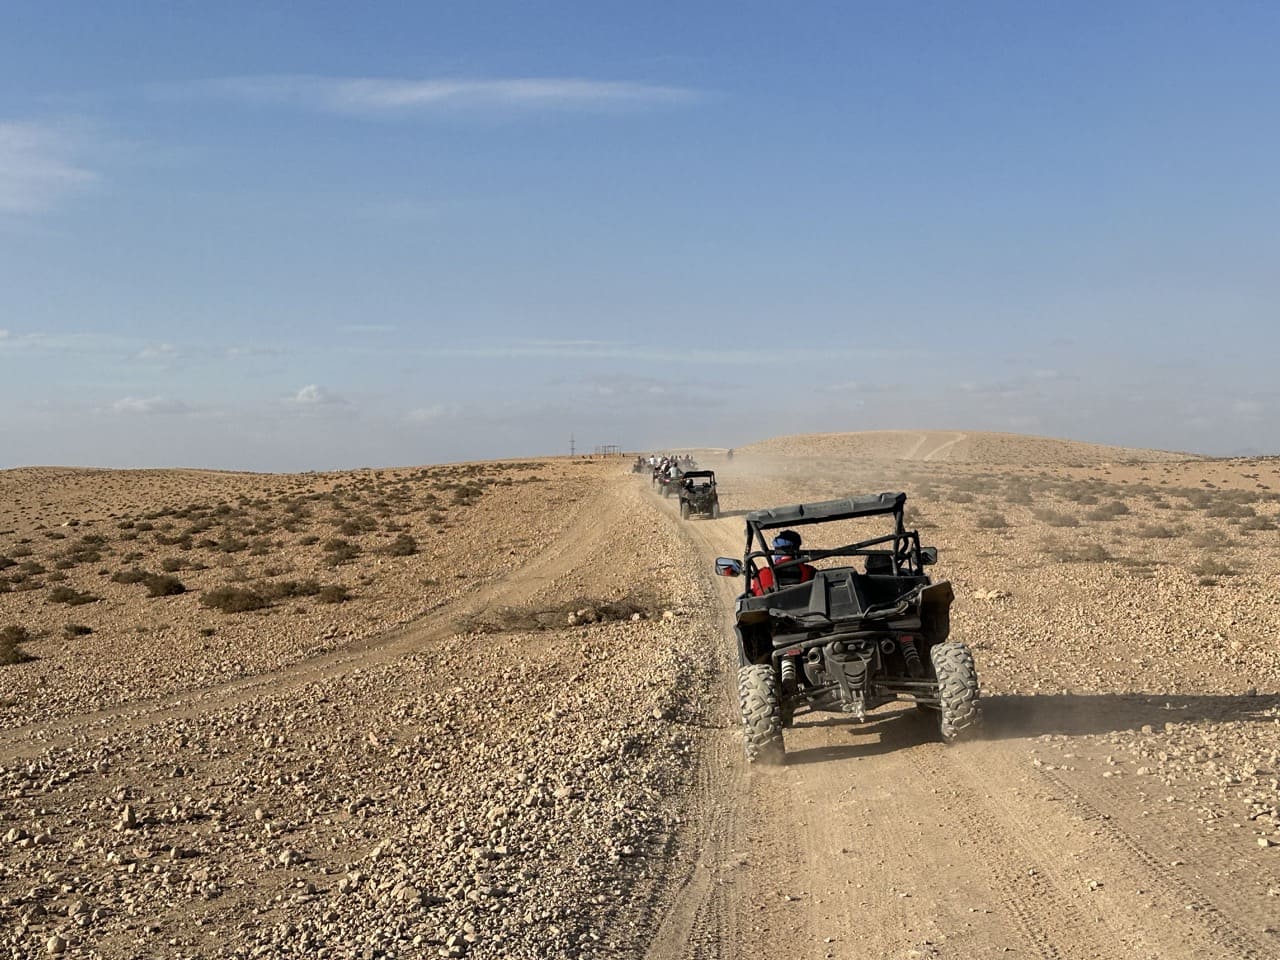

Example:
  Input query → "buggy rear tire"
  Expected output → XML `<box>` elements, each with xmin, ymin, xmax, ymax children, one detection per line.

<box><xmin>930</xmin><ymin>642</ymin><xmax>981</xmax><ymax>742</ymax></box>
<box><xmin>680</xmin><ymin>501</ymin><xmax>690</xmax><ymax>519</ymax></box>
<box><xmin>737</xmin><ymin>664</ymin><xmax>785</xmax><ymax>764</ymax></box>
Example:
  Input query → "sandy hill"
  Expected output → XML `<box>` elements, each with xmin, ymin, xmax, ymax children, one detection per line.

<box><xmin>738</xmin><ymin>429</ymin><xmax>1203</xmax><ymax>466</ymax></box>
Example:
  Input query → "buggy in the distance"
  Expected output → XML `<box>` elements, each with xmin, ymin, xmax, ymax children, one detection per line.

<box><xmin>678</xmin><ymin>470</ymin><xmax>720</xmax><ymax>520</ymax></box>
<box><xmin>715</xmin><ymin>492</ymin><xmax>980</xmax><ymax>763</ymax></box>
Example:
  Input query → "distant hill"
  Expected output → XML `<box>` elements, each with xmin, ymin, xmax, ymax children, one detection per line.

<box><xmin>737</xmin><ymin>430</ymin><xmax>1203</xmax><ymax>466</ymax></box>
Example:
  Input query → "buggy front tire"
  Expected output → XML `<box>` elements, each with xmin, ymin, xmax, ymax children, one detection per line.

<box><xmin>711</xmin><ymin>502</ymin><xmax>720</xmax><ymax>519</ymax></box>
<box><xmin>930</xmin><ymin>642</ymin><xmax>981</xmax><ymax>742</ymax></box>
<box><xmin>680</xmin><ymin>501</ymin><xmax>690</xmax><ymax>520</ymax></box>
<box><xmin>737</xmin><ymin>664</ymin><xmax>785</xmax><ymax>764</ymax></box>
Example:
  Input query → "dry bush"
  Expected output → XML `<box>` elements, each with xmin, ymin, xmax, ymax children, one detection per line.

<box><xmin>1205</xmin><ymin>501</ymin><xmax>1256</xmax><ymax>519</ymax></box>
<box><xmin>160</xmin><ymin>557</ymin><xmax>185</xmax><ymax>572</ymax></box>
<box><xmin>111</xmin><ymin>568</ymin><xmax>150</xmax><ymax>585</ymax></box>
<box><xmin>1032</xmin><ymin>507</ymin><xmax>1079</xmax><ymax>527</ymax></box>
<box><xmin>974</xmin><ymin>512</ymin><xmax>1009</xmax><ymax>529</ymax></box>
<box><xmin>144</xmin><ymin>574</ymin><xmax>186</xmax><ymax>597</ymax></box>
<box><xmin>1191</xmin><ymin>555</ymin><xmax>1237</xmax><ymax>584</ymax></box>
<box><xmin>384</xmin><ymin>533</ymin><xmax>418</xmax><ymax>556</ymax></box>
<box><xmin>63</xmin><ymin>623</ymin><xmax>93</xmax><ymax>637</ymax></box>
<box><xmin>0</xmin><ymin>625</ymin><xmax>35</xmax><ymax>665</ymax></box>
<box><xmin>48</xmin><ymin>586</ymin><xmax>98</xmax><ymax>606</ymax></box>
<box><xmin>1239</xmin><ymin>515</ymin><xmax>1277</xmax><ymax>532</ymax></box>
<box><xmin>260</xmin><ymin>580</ymin><xmax>322</xmax><ymax>600</ymax></box>
<box><xmin>318</xmin><ymin>584</ymin><xmax>351</xmax><ymax>604</ymax></box>
<box><xmin>1133</xmin><ymin>522</ymin><xmax>1180</xmax><ymax>539</ymax></box>
<box><xmin>201</xmin><ymin>586</ymin><xmax>268</xmax><ymax>613</ymax></box>
<box><xmin>322</xmin><ymin>538</ymin><xmax>360</xmax><ymax>565</ymax></box>
<box><xmin>1084</xmin><ymin>501</ymin><xmax>1129</xmax><ymax>521</ymax></box>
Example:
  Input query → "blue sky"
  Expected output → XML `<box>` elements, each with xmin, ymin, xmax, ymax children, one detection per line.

<box><xmin>2</xmin><ymin>1</ymin><xmax>1278</xmax><ymax>468</ymax></box>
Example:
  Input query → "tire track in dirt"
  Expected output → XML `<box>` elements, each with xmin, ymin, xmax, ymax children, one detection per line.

<box><xmin>908</xmin><ymin>745</ymin><xmax>1123</xmax><ymax>960</ymax></box>
<box><xmin>1034</xmin><ymin>766</ymin><xmax>1278</xmax><ymax>960</ymax></box>
<box><xmin>921</xmin><ymin>431</ymin><xmax>968</xmax><ymax>461</ymax></box>
<box><xmin>0</xmin><ymin>481</ymin><xmax>618</xmax><ymax>762</ymax></box>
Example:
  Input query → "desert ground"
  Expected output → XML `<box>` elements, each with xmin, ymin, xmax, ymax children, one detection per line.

<box><xmin>2</xmin><ymin>430</ymin><xmax>1279</xmax><ymax>959</ymax></box>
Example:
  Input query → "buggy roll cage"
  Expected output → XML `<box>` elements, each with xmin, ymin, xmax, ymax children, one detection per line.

<box><xmin>741</xmin><ymin>493</ymin><xmax>929</xmax><ymax>588</ymax></box>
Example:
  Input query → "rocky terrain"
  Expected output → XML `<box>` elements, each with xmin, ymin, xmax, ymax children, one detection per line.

<box><xmin>3</xmin><ymin>431</ymin><xmax>1280</xmax><ymax>959</ymax></box>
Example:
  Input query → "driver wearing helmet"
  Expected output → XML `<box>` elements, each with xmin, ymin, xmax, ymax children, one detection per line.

<box><xmin>750</xmin><ymin>529</ymin><xmax>816</xmax><ymax>596</ymax></box>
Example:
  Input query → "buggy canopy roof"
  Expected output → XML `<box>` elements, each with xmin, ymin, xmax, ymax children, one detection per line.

<box><xmin>682</xmin><ymin>470</ymin><xmax>715</xmax><ymax>480</ymax></box>
<box><xmin>746</xmin><ymin>492</ymin><xmax>905</xmax><ymax>529</ymax></box>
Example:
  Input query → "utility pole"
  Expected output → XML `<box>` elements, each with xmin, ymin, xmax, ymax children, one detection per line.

<box><xmin>569</xmin><ymin>434</ymin><xmax>575</xmax><ymax>457</ymax></box>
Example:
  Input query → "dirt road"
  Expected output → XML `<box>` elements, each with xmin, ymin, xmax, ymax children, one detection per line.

<box><xmin>644</xmin><ymin>466</ymin><xmax>1280</xmax><ymax>960</ymax></box>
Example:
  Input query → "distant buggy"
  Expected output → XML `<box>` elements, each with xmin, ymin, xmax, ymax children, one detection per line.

<box><xmin>678</xmin><ymin>470</ymin><xmax>720</xmax><ymax>520</ymax></box>
<box><xmin>715</xmin><ymin>492</ymin><xmax>980</xmax><ymax>763</ymax></box>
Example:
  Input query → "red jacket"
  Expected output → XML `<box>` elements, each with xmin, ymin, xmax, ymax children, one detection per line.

<box><xmin>750</xmin><ymin>559</ymin><xmax>816</xmax><ymax>596</ymax></box>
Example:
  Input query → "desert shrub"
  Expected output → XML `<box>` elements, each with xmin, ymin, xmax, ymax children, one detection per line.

<box><xmin>452</xmin><ymin>483</ymin><xmax>484</xmax><ymax>505</ymax></box>
<box><xmin>201</xmin><ymin>586</ymin><xmax>267</xmax><ymax>613</ymax></box>
<box><xmin>144</xmin><ymin>574</ymin><xmax>186</xmax><ymax>597</ymax></box>
<box><xmin>1133</xmin><ymin>522</ymin><xmax>1179</xmax><ymax>539</ymax></box>
<box><xmin>1191</xmin><ymin>555</ymin><xmax>1237</xmax><ymax>584</ymax></box>
<box><xmin>297</xmin><ymin>535</ymin><xmax>320</xmax><ymax>546</ymax></box>
<box><xmin>216</xmin><ymin>536</ymin><xmax>249</xmax><ymax>553</ymax></box>
<box><xmin>46</xmin><ymin>570</ymin><xmax>66</xmax><ymax>583</ymax></box>
<box><xmin>48</xmin><ymin>586</ymin><xmax>98</xmax><ymax>606</ymax></box>
<box><xmin>318</xmin><ymin>584</ymin><xmax>351</xmax><ymax>603</ymax></box>
<box><xmin>63</xmin><ymin>623</ymin><xmax>93</xmax><ymax>637</ymax></box>
<box><xmin>322</xmin><ymin>538</ymin><xmax>360</xmax><ymax>564</ymax></box>
<box><xmin>384</xmin><ymin>534</ymin><xmax>418</xmax><ymax>557</ymax></box>
<box><xmin>974</xmin><ymin>512</ymin><xmax>1009</xmax><ymax>529</ymax></box>
<box><xmin>1206</xmin><ymin>501</ymin><xmax>1256</xmax><ymax>519</ymax></box>
<box><xmin>0</xmin><ymin>625</ymin><xmax>34</xmax><ymax>665</ymax></box>
<box><xmin>260</xmin><ymin>579</ymin><xmax>321</xmax><ymax>600</ymax></box>
<box><xmin>53</xmin><ymin>558</ymin><xmax>77</xmax><ymax>570</ymax></box>
<box><xmin>1032</xmin><ymin>508</ymin><xmax>1079</xmax><ymax>527</ymax></box>
<box><xmin>950</xmin><ymin>491</ymin><xmax>975</xmax><ymax>504</ymax></box>
<box><xmin>160</xmin><ymin>557</ymin><xmax>185</xmax><ymax>572</ymax></box>
<box><xmin>10</xmin><ymin>545</ymin><xmax>33</xmax><ymax>558</ymax></box>
<box><xmin>1240</xmin><ymin>515</ymin><xmax>1277</xmax><ymax>532</ymax></box>
<box><xmin>0</xmin><ymin>556</ymin><xmax>14</xmax><ymax>570</ymax></box>
<box><xmin>1085</xmin><ymin>501</ymin><xmax>1129</xmax><ymax>521</ymax></box>
<box><xmin>111</xmin><ymin>568</ymin><xmax>150</xmax><ymax>585</ymax></box>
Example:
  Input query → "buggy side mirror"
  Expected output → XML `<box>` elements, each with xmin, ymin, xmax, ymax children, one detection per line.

<box><xmin>715</xmin><ymin>558</ymin><xmax>743</xmax><ymax>577</ymax></box>
<box><xmin>920</xmin><ymin>547</ymin><xmax>938</xmax><ymax>565</ymax></box>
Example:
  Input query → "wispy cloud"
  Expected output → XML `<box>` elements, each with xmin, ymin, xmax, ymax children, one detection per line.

<box><xmin>135</xmin><ymin>342</ymin><xmax>181</xmax><ymax>362</ymax></box>
<box><xmin>289</xmin><ymin>383</ymin><xmax>347</xmax><ymax>406</ymax></box>
<box><xmin>0</xmin><ymin>120</ymin><xmax>97</xmax><ymax>214</ymax></box>
<box><xmin>112</xmin><ymin>396</ymin><xmax>191</xmax><ymax>416</ymax></box>
<box><xmin>176</xmin><ymin>75</ymin><xmax>701</xmax><ymax>115</ymax></box>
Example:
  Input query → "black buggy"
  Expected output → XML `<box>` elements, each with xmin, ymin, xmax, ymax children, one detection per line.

<box><xmin>678</xmin><ymin>470</ymin><xmax>720</xmax><ymax>520</ymax></box>
<box><xmin>714</xmin><ymin>492</ymin><xmax>980</xmax><ymax>763</ymax></box>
